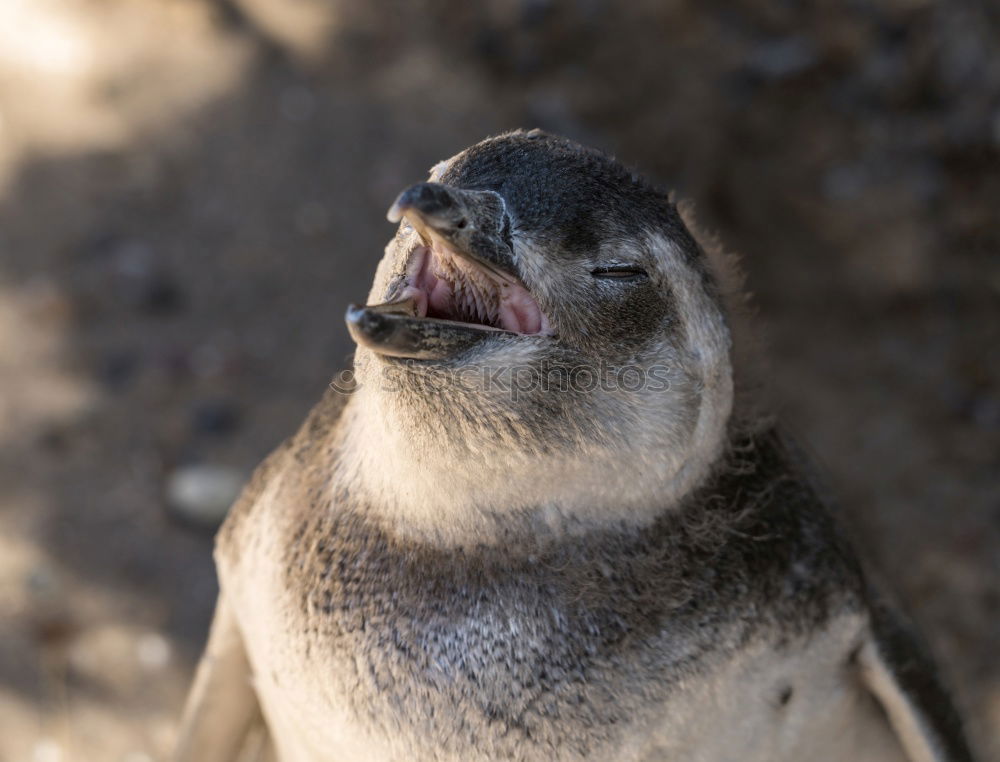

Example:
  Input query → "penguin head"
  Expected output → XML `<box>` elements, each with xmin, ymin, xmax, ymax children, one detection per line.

<box><xmin>350</xmin><ymin>129</ymin><xmax>719</xmax><ymax>364</ymax></box>
<box><xmin>345</xmin><ymin>131</ymin><xmax>734</xmax><ymax>535</ymax></box>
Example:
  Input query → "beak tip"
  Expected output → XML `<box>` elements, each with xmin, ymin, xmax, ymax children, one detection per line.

<box><xmin>386</xmin><ymin>202</ymin><xmax>405</xmax><ymax>223</ymax></box>
<box><xmin>346</xmin><ymin>304</ymin><xmax>392</xmax><ymax>347</ymax></box>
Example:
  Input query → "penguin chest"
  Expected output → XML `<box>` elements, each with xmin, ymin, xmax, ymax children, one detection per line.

<box><xmin>239</xmin><ymin>535</ymin><xmax>678</xmax><ymax>759</ymax></box>
<box><xmin>224</xmin><ymin>505</ymin><xmax>708</xmax><ymax>761</ymax></box>
<box><xmin>223</xmin><ymin>506</ymin><xmax>903</xmax><ymax>762</ymax></box>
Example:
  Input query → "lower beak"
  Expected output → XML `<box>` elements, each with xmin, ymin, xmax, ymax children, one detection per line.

<box><xmin>346</xmin><ymin>301</ymin><xmax>511</xmax><ymax>360</ymax></box>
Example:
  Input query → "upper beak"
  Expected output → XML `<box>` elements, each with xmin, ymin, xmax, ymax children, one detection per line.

<box><xmin>386</xmin><ymin>182</ymin><xmax>518</xmax><ymax>283</ymax></box>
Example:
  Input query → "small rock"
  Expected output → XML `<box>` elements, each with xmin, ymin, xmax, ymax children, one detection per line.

<box><xmin>136</xmin><ymin>632</ymin><xmax>171</xmax><ymax>671</ymax></box>
<box><xmin>166</xmin><ymin>465</ymin><xmax>244</xmax><ymax>526</ymax></box>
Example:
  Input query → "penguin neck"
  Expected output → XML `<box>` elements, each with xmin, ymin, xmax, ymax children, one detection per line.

<box><xmin>333</xmin><ymin>374</ymin><xmax>734</xmax><ymax>548</ymax></box>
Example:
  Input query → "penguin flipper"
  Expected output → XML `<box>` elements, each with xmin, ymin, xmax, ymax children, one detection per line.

<box><xmin>858</xmin><ymin>597</ymin><xmax>975</xmax><ymax>762</ymax></box>
<box><xmin>174</xmin><ymin>594</ymin><xmax>263</xmax><ymax>762</ymax></box>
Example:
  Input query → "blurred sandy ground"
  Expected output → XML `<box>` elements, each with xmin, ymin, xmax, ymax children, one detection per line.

<box><xmin>0</xmin><ymin>0</ymin><xmax>996</xmax><ymax>760</ymax></box>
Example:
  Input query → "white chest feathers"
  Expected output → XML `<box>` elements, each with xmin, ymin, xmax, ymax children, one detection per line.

<box><xmin>220</xmin><ymin>495</ymin><xmax>907</xmax><ymax>762</ymax></box>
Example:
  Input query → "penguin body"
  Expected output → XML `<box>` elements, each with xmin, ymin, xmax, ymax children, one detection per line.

<box><xmin>176</xmin><ymin>131</ymin><xmax>973</xmax><ymax>762</ymax></box>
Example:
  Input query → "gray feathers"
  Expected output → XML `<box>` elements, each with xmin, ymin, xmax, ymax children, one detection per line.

<box><xmin>178</xmin><ymin>132</ymin><xmax>975</xmax><ymax>762</ymax></box>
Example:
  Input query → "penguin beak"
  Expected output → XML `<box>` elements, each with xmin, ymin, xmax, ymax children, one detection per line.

<box><xmin>346</xmin><ymin>182</ymin><xmax>550</xmax><ymax>360</ymax></box>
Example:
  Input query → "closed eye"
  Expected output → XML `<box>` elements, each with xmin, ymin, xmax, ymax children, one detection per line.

<box><xmin>591</xmin><ymin>265</ymin><xmax>648</xmax><ymax>281</ymax></box>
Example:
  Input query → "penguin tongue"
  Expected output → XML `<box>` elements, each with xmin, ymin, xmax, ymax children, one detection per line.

<box><xmin>498</xmin><ymin>286</ymin><xmax>544</xmax><ymax>334</ymax></box>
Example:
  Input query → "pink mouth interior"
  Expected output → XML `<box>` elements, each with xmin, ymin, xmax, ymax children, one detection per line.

<box><xmin>398</xmin><ymin>243</ymin><xmax>549</xmax><ymax>335</ymax></box>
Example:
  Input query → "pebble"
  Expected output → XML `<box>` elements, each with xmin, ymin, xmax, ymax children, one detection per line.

<box><xmin>166</xmin><ymin>465</ymin><xmax>244</xmax><ymax>526</ymax></box>
<box><xmin>136</xmin><ymin>632</ymin><xmax>171</xmax><ymax>671</ymax></box>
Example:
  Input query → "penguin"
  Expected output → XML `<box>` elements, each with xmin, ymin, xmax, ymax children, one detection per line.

<box><xmin>175</xmin><ymin>130</ymin><xmax>975</xmax><ymax>762</ymax></box>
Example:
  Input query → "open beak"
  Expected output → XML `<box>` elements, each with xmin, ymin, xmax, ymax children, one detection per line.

<box><xmin>347</xmin><ymin>182</ymin><xmax>549</xmax><ymax>360</ymax></box>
